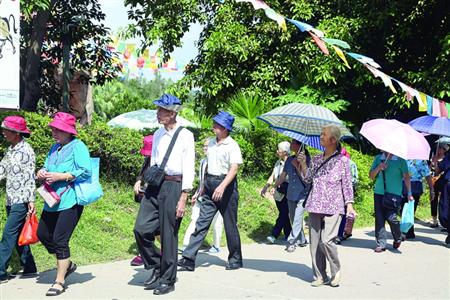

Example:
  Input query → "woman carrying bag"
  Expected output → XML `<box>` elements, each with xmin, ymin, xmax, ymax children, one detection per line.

<box><xmin>36</xmin><ymin>112</ymin><xmax>92</xmax><ymax>296</ymax></box>
<box><xmin>0</xmin><ymin>116</ymin><xmax>37</xmax><ymax>283</ymax></box>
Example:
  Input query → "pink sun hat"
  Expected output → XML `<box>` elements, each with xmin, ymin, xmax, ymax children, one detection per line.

<box><xmin>48</xmin><ymin>112</ymin><xmax>78</xmax><ymax>135</ymax></box>
<box><xmin>1</xmin><ymin>116</ymin><xmax>31</xmax><ymax>137</ymax></box>
<box><xmin>140</xmin><ymin>135</ymin><xmax>153</xmax><ymax>156</ymax></box>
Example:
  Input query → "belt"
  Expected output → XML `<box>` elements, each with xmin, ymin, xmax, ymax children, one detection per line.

<box><xmin>206</xmin><ymin>173</ymin><xmax>226</xmax><ymax>179</ymax></box>
<box><xmin>164</xmin><ymin>175</ymin><xmax>183</xmax><ymax>182</ymax></box>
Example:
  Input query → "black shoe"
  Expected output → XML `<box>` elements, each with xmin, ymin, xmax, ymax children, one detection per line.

<box><xmin>445</xmin><ymin>235</ymin><xmax>450</xmax><ymax>244</ymax></box>
<box><xmin>144</xmin><ymin>268</ymin><xmax>160</xmax><ymax>289</ymax></box>
<box><xmin>225</xmin><ymin>262</ymin><xmax>242</xmax><ymax>270</ymax></box>
<box><xmin>22</xmin><ymin>266</ymin><xmax>38</xmax><ymax>277</ymax></box>
<box><xmin>153</xmin><ymin>283</ymin><xmax>175</xmax><ymax>295</ymax></box>
<box><xmin>177</xmin><ymin>258</ymin><xmax>195</xmax><ymax>271</ymax></box>
<box><xmin>405</xmin><ymin>233</ymin><xmax>416</xmax><ymax>239</ymax></box>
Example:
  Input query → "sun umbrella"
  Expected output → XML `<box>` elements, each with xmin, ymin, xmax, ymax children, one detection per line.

<box><xmin>360</xmin><ymin>119</ymin><xmax>430</xmax><ymax>160</ymax></box>
<box><xmin>436</xmin><ymin>136</ymin><xmax>450</xmax><ymax>145</ymax></box>
<box><xmin>107</xmin><ymin>109</ymin><xmax>196</xmax><ymax>130</ymax></box>
<box><xmin>257</xmin><ymin>103</ymin><xmax>353</xmax><ymax>138</ymax></box>
<box><xmin>274</xmin><ymin>128</ymin><xmax>324</xmax><ymax>151</ymax></box>
<box><xmin>408</xmin><ymin>115</ymin><xmax>450</xmax><ymax>137</ymax></box>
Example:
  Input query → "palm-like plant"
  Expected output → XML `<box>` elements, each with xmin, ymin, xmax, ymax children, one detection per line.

<box><xmin>226</xmin><ymin>91</ymin><xmax>266</xmax><ymax>134</ymax></box>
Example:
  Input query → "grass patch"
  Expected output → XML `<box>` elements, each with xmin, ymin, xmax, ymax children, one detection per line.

<box><xmin>0</xmin><ymin>176</ymin><xmax>434</xmax><ymax>272</ymax></box>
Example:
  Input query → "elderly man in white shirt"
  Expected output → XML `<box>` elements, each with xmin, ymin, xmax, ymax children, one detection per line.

<box><xmin>133</xmin><ymin>94</ymin><xmax>195</xmax><ymax>296</ymax></box>
<box><xmin>179</xmin><ymin>111</ymin><xmax>244</xmax><ymax>272</ymax></box>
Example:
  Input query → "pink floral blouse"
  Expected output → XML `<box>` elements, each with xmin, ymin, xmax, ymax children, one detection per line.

<box><xmin>303</xmin><ymin>153</ymin><xmax>354</xmax><ymax>215</ymax></box>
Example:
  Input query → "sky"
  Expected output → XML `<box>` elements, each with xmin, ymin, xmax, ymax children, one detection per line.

<box><xmin>99</xmin><ymin>0</ymin><xmax>201</xmax><ymax>81</ymax></box>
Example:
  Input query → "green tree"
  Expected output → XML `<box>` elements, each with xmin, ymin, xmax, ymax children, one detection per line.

<box><xmin>20</xmin><ymin>0</ymin><xmax>121</xmax><ymax>111</ymax></box>
<box><xmin>125</xmin><ymin>0</ymin><xmax>449</xmax><ymax>126</ymax></box>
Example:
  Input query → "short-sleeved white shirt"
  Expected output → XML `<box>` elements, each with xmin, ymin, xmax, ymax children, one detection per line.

<box><xmin>207</xmin><ymin>136</ymin><xmax>243</xmax><ymax>176</ymax></box>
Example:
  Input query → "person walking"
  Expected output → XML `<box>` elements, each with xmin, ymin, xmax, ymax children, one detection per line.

<box><xmin>131</xmin><ymin>135</ymin><xmax>153</xmax><ymax>267</ymax></box>
<box><xmin>274</xmin><ymin>139</ymin><xmax>309</xmax><ymax>252</ymax></box>
<box><xmin>0</xmin><ymin>116</ymin><xmax>37</xmax><ymax>283</ymax></box>
<box><xmin>430</xmin><ymin>144</ymin><xmax>448</xmax><ymax>228</ymax></box>
<box><xmin>298</xmin><ymin>124</ymin><xmax>356</xmax><ymax>287</ymax></box>
<box><xmin>369</xmin><ymin>151</ymin><xmax>413</xmax><ymax>253</ymax></box>
<box><xmin>401</xmin><ymin>160</ymin><xmax>433</xmax><ymax>239</ymax></box>
<box><xmin>36</xmin><ymin>112</ymin><xmax>92</xmax><ymax>296</ymax></box>
<box><xmin>178</xmin><ymin>111</ymin><xmax>243</xmax><ymax>271</ymax></box>
<box><xmin>133</xmin><ymin>94</ymin><xmax>195</xmax><ymax>295</ymax></box>
<box><xmin>436</xmin><ymin>150</ymin><xmax>450</xmax><ymax>244</ymax></box>
<box><xmin>261</xmin><ymin>141</ymin><xmax>292</xmax><ymax>244</ymax></box>
<box><xmin>182</xmin><ymin>138</ymin><xmax>223</xmax><ymax>254</ymax></box>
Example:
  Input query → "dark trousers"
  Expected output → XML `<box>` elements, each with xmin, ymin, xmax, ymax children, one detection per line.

<box><xmin>374</xmin><ymin>194</ymin><xmax>402</xmax><ymax>248</ymax></box>
<box><xmin>183</xmin><ymin>176</ymin><xmax>242</xmax><ymax>265</ymax></box>
<box><xmin>0</xmin><ymin>204</ymin><xmax>36</xmax><ymax>278</ymax></box>
<box><xmin>401</xmin><ymin>193</ymin><xmax>421</xmax><ymax>237</ymax></box>
<box><xmin>337</xmin><ymin>206</ymin><xmax>347</xmax><ymax>238</ymax></box>
<box><xmin>37</xmin><ymin>205</ymin><xmax>83</xmax><ymax>260</ymax></box>
<box><xmin>271</xmin><ymin>196</ymin><xmax>291</xmax><ymax>239</ymax></box>
<box><xmin>431</xmin><ymin>185</ymin><xmax>440</xmax><ymax>217</ymax></box>
<box><xmin>134</xmin><ymin>180</ymin><xmax>182</xmax><ymax>285</ymax></box>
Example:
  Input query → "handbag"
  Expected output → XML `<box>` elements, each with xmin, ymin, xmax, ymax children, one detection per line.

<box><xmin>381</xmin><ymin>171</ymin><xmax>402</xmax><ymax>211</ymax></box>
<box><xmin>276</xmin><ymin>182</ymin><xmax>288</xmax><ymax>194</ymax></box>
<box><xmin>400</xmin><ymin>200</ymin><xmax>415</xmax><ymax>233</ymax></box>
<box><xmin>75</xmin><ymin>157</ymin><xmax>103</xmax><ymax>206</ymax></box>
<box><xmin>143</xmin><ymin>127</ymin><xmax>183</xmax><ymax>187</ymax></box>
<box><xmin>18</xmin><ymin>212</ymin><xmax>39</xmax><ymax>246</ymax></box>
<box><xmin>37</xmin><ymin>182</ymin><xmax>71</xmax><ymax>208</ymax></box>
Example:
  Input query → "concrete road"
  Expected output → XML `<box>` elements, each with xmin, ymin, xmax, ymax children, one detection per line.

<box><xmin>1</xmin><ymin>223</ymin><xmax>449</xmax><ymax>299</ymax></box>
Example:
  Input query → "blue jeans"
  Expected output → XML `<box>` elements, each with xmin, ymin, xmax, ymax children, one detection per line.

<box><xmin>0</xmin><ymin>203</ymin><xmax>37</xmax><ymax>278</ymax></box>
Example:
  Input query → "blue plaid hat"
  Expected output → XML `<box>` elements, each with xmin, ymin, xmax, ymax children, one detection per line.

<box><xmin>213</xmin><ymin>111</ymin><xmax>235</xmax><ymax>131</ymax></box>
<box><xmin>153</xmin><ymin>94</ymin><xmax>182</xmax><ymax>112</ymax></box>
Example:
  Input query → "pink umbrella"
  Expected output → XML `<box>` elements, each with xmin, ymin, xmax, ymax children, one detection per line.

<box><xmin>360</xmin><ymin>119</ymin><xmax>430</xmax><ymax>160</ymax></box>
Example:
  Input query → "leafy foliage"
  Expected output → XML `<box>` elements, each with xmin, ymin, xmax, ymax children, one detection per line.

<box><xmin>125</xmin><ymin>0</ymin><xmax>449</xmax><ymax>126</ymax></box>
<box><xmin>227</xmin><ymin>92</ymin><xmax>267</xmax><ymax>134</ymax></box>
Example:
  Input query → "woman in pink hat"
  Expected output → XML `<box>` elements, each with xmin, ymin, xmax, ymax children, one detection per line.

<box><xmin>130</xmin><ymin>135</ymin><xmax>154</xmax><ymax>267</ymax></box>
<box><xmin>35</xmin><ymin>112</ymin><xmax>92</xmax><ymax>296</ymax></box>
<box><xmin>0</xmin><ymin>116</ymin><xmax>37</xmax><ymax>283</ymax></box>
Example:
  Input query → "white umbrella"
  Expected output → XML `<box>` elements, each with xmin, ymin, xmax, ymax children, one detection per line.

<box><xmin>107</xmin><ymin>109</ymin><xmax>196</xmax><ymax>130</ymax></box>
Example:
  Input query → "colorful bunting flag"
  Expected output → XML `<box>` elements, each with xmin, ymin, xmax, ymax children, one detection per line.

<box><xmin>426</xmin><ymin>95</ymin><xmax>433</xmax><ymax>115</ymax></box>
<box><xmin>331</xmin><ymin>45</ymin><xmax>351</xmax><ymax>68</ymax></box>
<box><xmin>264</xmin><ymin>8</ymin><xmax>287</xmax><ymax>31</ymax></box>
<box><xmin>309</xmin><ymin>32</ymin><xmax>329</xmax><ymax>55</ymax></box>
<box><xmin>286</xmin><ymin>18</ymin><xmax>313</xmax><ymax>32</ymax></box>
<box><xmin>418</xmin><ymin>92</ymin><xmax>427</xmax><ymax>112</ymax></box>
<box><xmin>347</xmin><ymin>52</ymin><xmax>381</xmax><ymax>69</ymax></box>
<box><xmin>446</xmin><ymin>103</ymin><xmax>450</xmax><ymax>118</ymax></box>
<box><xmin>440</xmin><ymin>101</ymin><xmax>448</xmax><ymax>118</ymax></box>
<box><xmin>432</xmin><ymin>98</ymin><xmax>441</xmax><ymax>117</ymax></box>
<box><xmin>323</xmin><ymin>38</ymin><xmax>351</xmax><ymax>49</ymax></box>
<box><xmin>366</xmin><ymin>66</ymin><xmax>397</xmax><ymax>93</ymax></box>
<box><xmin>236</xmin><ymin>0</ymin><xmax>269</xmax><ymax>10</ymax></box>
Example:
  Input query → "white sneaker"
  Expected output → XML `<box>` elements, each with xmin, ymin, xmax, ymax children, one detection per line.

<box><xmin>311</xmin><ymin>277</ymin><xmax>330</xmax><ymax>287</ymax></box>
<box><xmin>208</xmin><ymin>246</ymin><xmax>220</xmax><ymax>254</ymax></box>
<box><xmin>266</xmin><ymin>236</ymin><xmax>276</xmax><ymax>244</ymax></box>
<box><xmin>330</xmin><ymin>270</ymin><xmax>341</xmax><ymax>287</ymax></box>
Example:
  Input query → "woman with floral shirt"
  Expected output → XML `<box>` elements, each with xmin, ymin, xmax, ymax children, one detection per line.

<box><xmin>0</xmin><ymin>116</ymin><xmax>37</xmax><ymax>283</ymax></box>
<box><xmin>298</xmin><ymin>124</ymin><xmax>356</xmax><ymax>288</ymax></box>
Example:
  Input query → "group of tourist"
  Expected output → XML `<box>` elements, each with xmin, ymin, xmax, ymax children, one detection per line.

<box><xmin>1</xmin><ymin>94</ymin><xmax>449</xmax><ymax>296</ymax></box>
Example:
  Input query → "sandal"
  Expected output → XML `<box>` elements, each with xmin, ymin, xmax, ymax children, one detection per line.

<box><xmin>45</xmin><ymin>281</ymin><xmax>66</xmax><ymax>296</ymax></box>
<box><xmin>65</xmin><ymin>261</ymin><xmax>77</xmax><ymax>280</ymax></box>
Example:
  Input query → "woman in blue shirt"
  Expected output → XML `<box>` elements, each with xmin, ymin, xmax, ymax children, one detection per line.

<box><xmin>36</xmin><ymin>112</ymin><xmax>91</xmax><ymax>296</ymax></box>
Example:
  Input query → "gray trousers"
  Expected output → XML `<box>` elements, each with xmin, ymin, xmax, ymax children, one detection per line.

<box><xmin>287</xmin><ymin>200</ymin><xmax>307</xmax><ymax>245</ymax></box>
<box><xmin>309</xmin><ymin>213</ymin><xmax>342</xmax><ymax>280</ymax></box>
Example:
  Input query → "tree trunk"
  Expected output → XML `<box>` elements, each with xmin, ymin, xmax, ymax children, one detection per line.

<box><xmin>21</xmin><ymin>1</ymin><xmax>56</xmax><ymax>111</ymax></box>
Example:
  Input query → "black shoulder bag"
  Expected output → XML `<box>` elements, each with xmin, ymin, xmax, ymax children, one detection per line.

<box><xmin>143</xmin><ymin>126</ymin><xmax>183</xmax><ymax>187</ymax></box>
<box><xmin>381</xmin><ymin>170</ymin><xmax>402</xmax><ymax>211</ymax></box>
<box><xmin>302</xmin><ymin>152</ymin><xmax>340</xmax><ymax>207</ymax></box>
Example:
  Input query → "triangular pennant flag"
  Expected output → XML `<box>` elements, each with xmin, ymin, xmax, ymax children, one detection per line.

<box><xmin>286</xmin><ymin>18</ymin><xmax>313</xmax><ymax>32</ymax></box>
<box><xmin>310</xmin><ymin>28</ymin><xmax>325</xmax><ymax>38</ymax></box>
<box><xmin>324</xmin><ymin>38</ymin><xmax>351</xmax><ymax>49</ymax></box>
<box><xmin>236</xmin><ymin>0</ymin><xmax>269</xmax><ymax>10</ymax></box>
<box><xmin>365</xmin><ymin>65</ymin><xmax>397</xmax><ymax>93</ymax></box>
<box><xmin>405</xmin><ymin>91</ymin><xmax>413</xmax><ymax>102</ymax></box>
<box><xmin>439</xmin><ymin>101</ymin><xmax>448</xmax><ymax>118</ymax></box>
<box><xmin>446</xmin><ymin>103</ymin><xmax>450</xmax><ymax>119</ymax></box>
<box><xmin>264</xmin><ymin>8</ymin><xmax>287</xmax><ymax>31</ymax></box>
<box><xmin>432</xmin><ymin>98</ymin><xmax>441</xmax><ymax>117</ymax></box>
<box><xmin>418</xmin><ymin>92</ymin><xmax>427</xmax><ymax>112</ymax></box>
<box><xmin>331</xmin><ymin>45</ymin><xmax>351</xmax><ymax>68</ymax></box>
<box><xmin>347</xmin><ymin>52</ymin><xmax>381</xmax><ymax>68</ymax></box>
<box><xmin>426</xmin><ymin>95</ymin><xmax>433</xmax><ymax>115</ymax></box>
<box><xmin>309</xmin><ymin>32</ymin><xmax>329</xmax><ymax>55</ymax></box>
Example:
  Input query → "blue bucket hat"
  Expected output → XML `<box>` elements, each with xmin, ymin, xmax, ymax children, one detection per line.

<box><xmin>213</xmin><ymin>111</ymin><xmax>235</xmax><ymax>131</ymax></box>
<box><xmin>153</xmin><ymin>94</ymin><xmax>182</xmax><ymax>112</ymax></box>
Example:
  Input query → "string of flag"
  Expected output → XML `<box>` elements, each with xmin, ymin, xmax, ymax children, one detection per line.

<box><xmin>234</xmin><ymin>0</ymin><xmax>449</xmax><ymax>117</ymax></box>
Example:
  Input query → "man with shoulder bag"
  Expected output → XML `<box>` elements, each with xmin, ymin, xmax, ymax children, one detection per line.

<box><xmin>133</xmin><ymin>94</ymin><xmax>195</xmax><ymax>295</ymax></box>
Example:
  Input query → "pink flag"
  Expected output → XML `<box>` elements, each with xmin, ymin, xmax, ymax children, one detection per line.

<box><xmin>439</xmin><ymin>101</ymin><xmax>448</xmax><ymax>118</ymax></box>
<box><xmin>309</xmin><ymin>32</ymin><xmax>329</xmax><ymax>55</ymax></box>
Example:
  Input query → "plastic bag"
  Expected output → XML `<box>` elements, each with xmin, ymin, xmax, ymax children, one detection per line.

<box><xmin>400</xmin><ymin>200</ymin><xmax>415</xmax><ymax>233</ymax></box>
<box><xmin>18</xmin><ymin>213</ymin><xmax>40</xmax><ymax>246</ymax></box>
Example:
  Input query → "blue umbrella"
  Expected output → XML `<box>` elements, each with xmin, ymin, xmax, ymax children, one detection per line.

<box><xmin>274</xmin><ymin>128</ymin><xmax>324</xmax><ymax>151</ymax></box>
<box><xmin>408</xmin><ymin>116</ymin><xmax>450</xmax><ymax>137</ymax></box>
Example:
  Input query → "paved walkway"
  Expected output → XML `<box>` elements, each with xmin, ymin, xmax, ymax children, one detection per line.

<box><xmin>1</xmin><ymin>222</ymin><xmax>449</xmax><ymax>299</ymax></box>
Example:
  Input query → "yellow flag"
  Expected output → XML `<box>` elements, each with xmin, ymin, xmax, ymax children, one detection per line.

<box><xmin>418</xmin><ymin>92</ymin><xmax>427</xmax><ymax>112</ymax></box>
<box><xmin>332</xmin><ymin>45</ymin><xmax>350</xmax><ymax>68</ymax></box>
